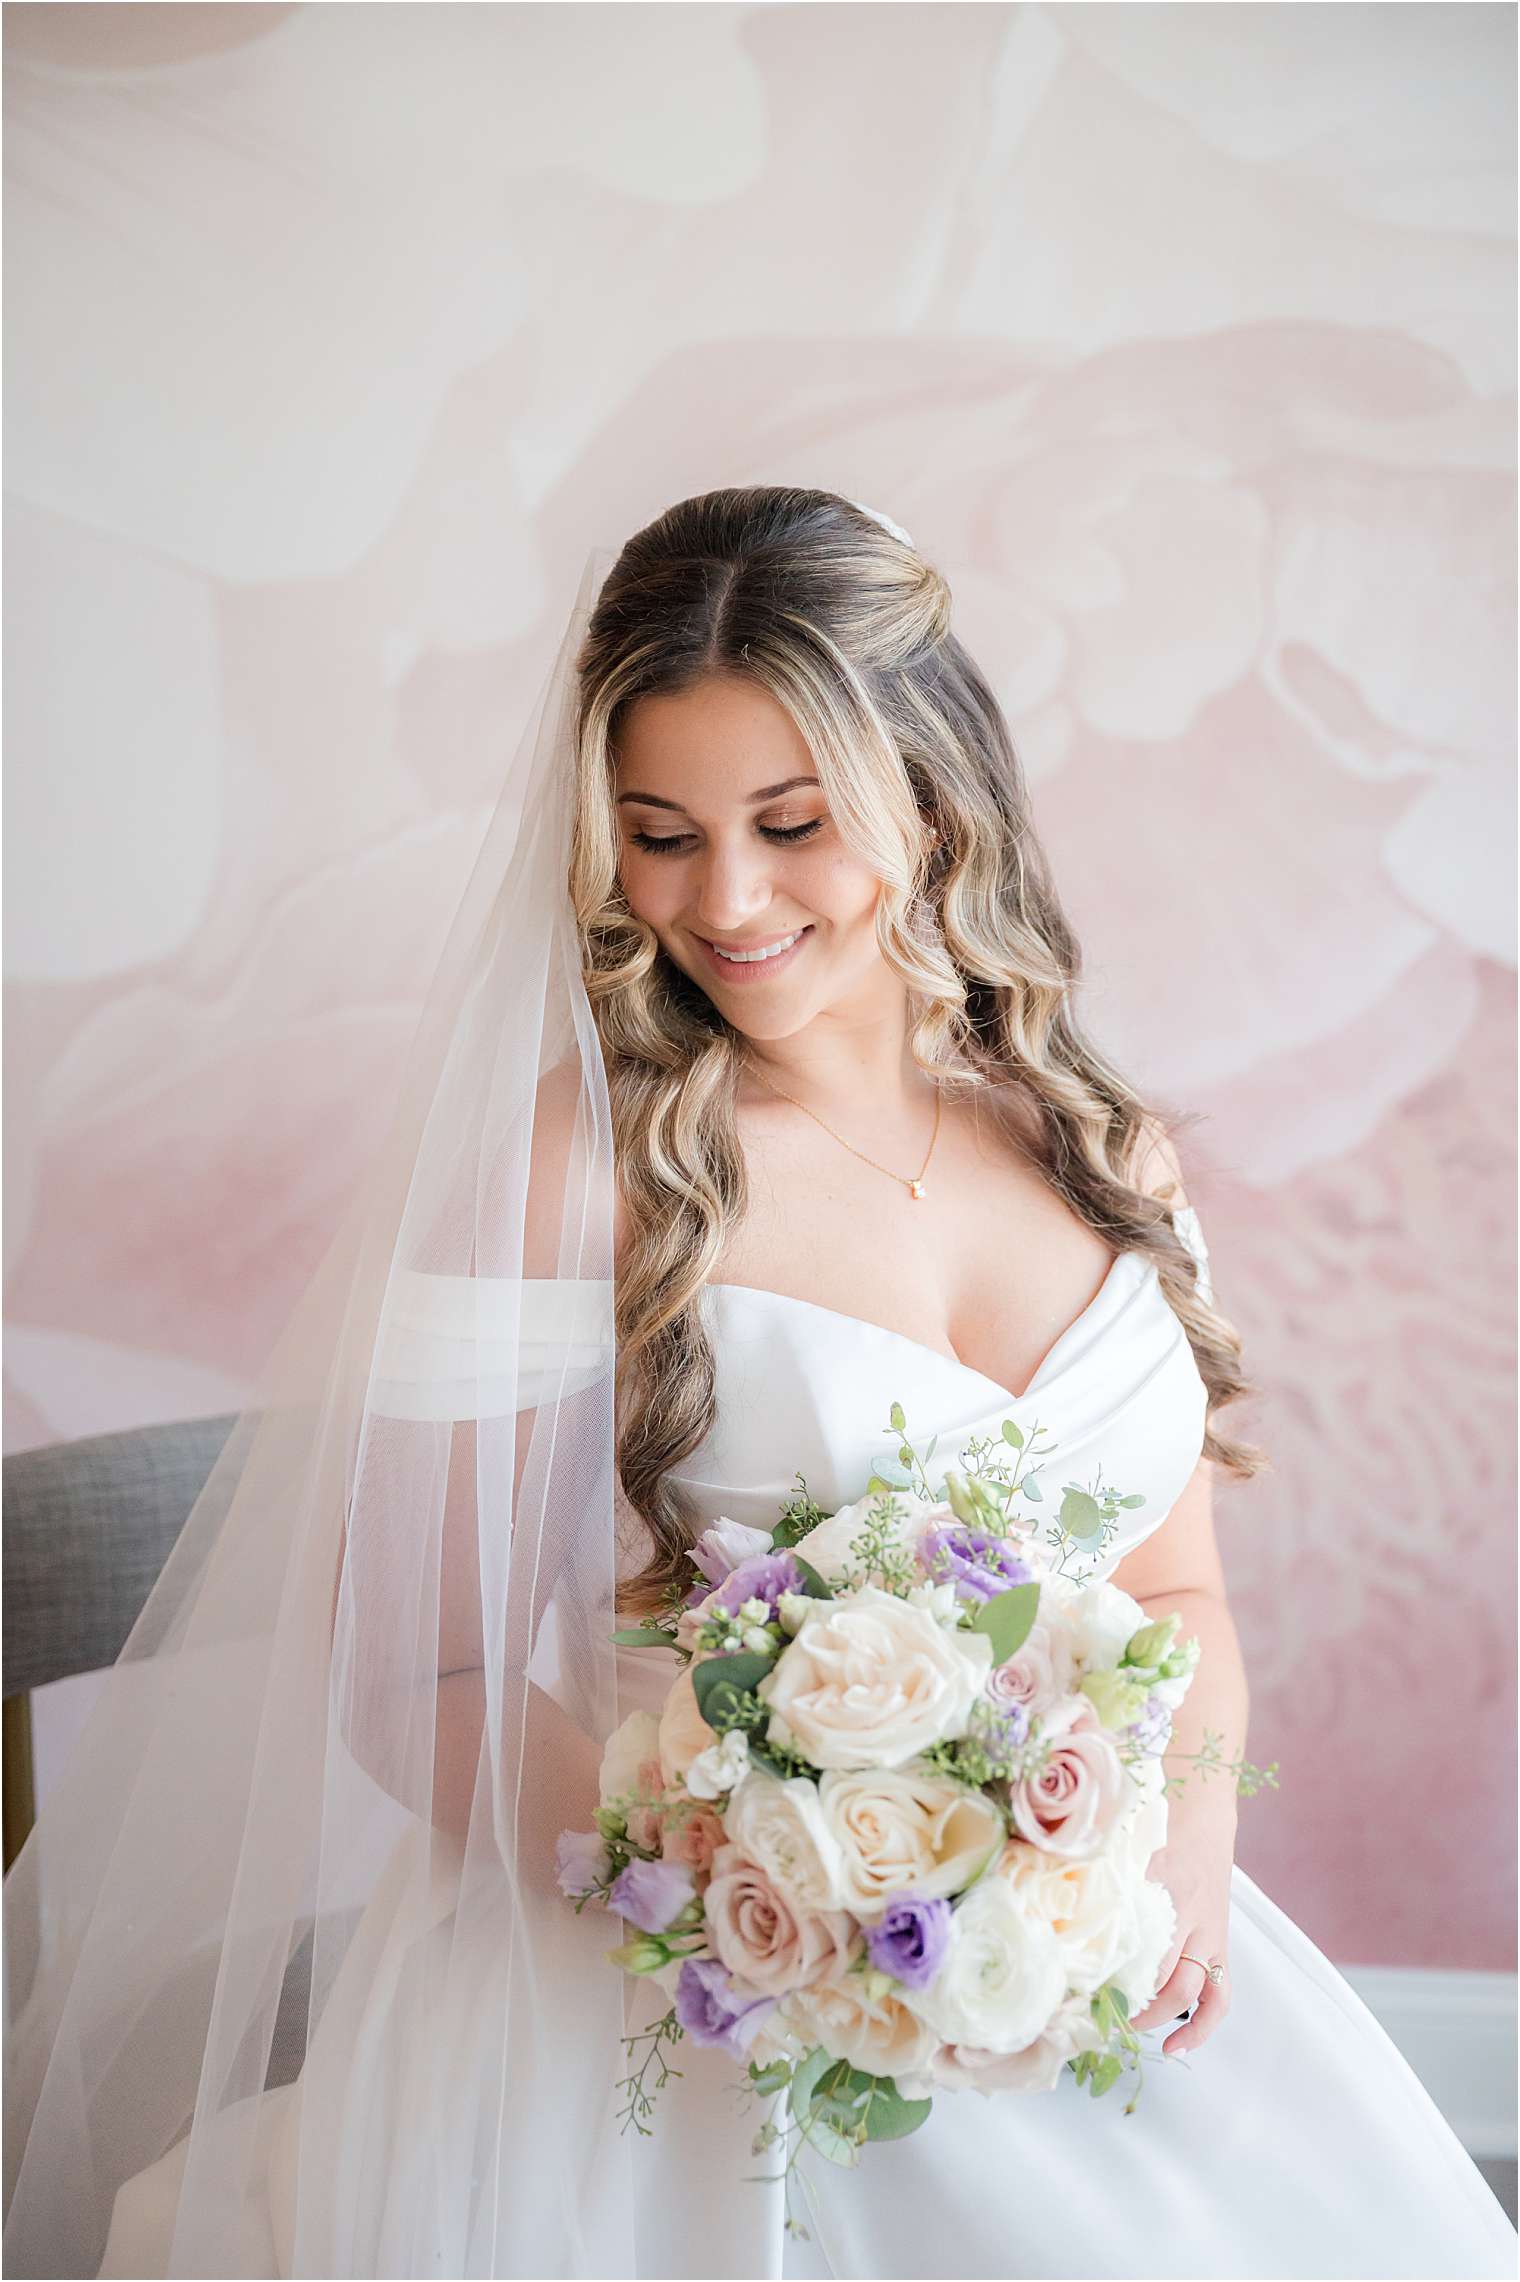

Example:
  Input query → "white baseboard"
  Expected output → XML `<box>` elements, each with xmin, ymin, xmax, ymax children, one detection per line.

<box><xmin>1342</xmin><ymin>1966</ymin><xmax>1517</xmax><ymax>2159</ymax></box>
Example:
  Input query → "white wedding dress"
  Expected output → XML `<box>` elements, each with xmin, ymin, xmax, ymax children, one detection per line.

<box><xmin>96</xmin><ymin>1211</ymin><xmax>1517</xmax><ymax>2279</ymax></box>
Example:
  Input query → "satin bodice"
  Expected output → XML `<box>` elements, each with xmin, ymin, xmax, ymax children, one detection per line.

<box><xmin>667</xmin><ymin>1206</ymin><xmax>1214</xmax><ymax>1581</ymax></box>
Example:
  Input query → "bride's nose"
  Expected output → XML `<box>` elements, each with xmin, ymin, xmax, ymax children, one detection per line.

<box><xmin>690</xmin><ymin>838</ymin><xmax>780</xmax><ymax>934</ymax></box>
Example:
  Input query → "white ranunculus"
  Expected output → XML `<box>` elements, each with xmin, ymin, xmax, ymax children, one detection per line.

<box><xmin>598</xmin><ymin>1711</ymin><xmax>662</xmax><ymax>1807</ymax></box>
<box><xmin>1109</xmin><ymin>1875</ymin><xmax>1178</xmax><ymax>2015</ymax></box>
<box><xmin>930</xmin><ymin>1989</ymin><xmax>1108</xmax><ymax>2096</ymax></box>
<box><xmin>908</xmin><ymin>1872</ymin><xmax>1067</xmax><ymax>2055</ymax></box>
<box><xmin>1002</xmin><ymin>1842</ymin><xmax>1133</xmax><ymax>1998</ymax></box>
<box><xmin>723</xmin><ymin>1772</ymin><xmax>851</xmax><ymax>1912</ymax></box>
<box><xmin>789</xmin><ymin>1496</ymin><xmax>951</xmax><ymax>1587</ymax></box>
<box><xmin>758</xmin><ymin>1588</ymin><xmax>992</xmax><ymax>1770</ymax></box>
<box><xmin>817</xmin><ymin>1766</ymin><xmax>1004</xmax><ymax>1916</ymax></box>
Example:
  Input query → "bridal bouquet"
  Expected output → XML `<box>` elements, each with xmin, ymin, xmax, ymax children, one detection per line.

<box><xmin>556</xmin><ymin>1400</ymin><xmax>1240</xmax><ymax>2211</ymax></box>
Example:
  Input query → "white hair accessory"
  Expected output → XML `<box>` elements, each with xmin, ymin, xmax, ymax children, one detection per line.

<box><xmin>846</xmin><ymin>497</ymin><xmax>916</xmax><ymax>550</ymax></box>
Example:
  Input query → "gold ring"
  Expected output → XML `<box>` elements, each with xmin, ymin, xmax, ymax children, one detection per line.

<box><xmin>1179</xmin><ymin>1951</ymin><xmax>1225</xmax><ymax>1986</ymax></box>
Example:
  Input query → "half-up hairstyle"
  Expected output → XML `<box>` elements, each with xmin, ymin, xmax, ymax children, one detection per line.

<box><xmin>567</xmin><ymin>486</ymin><xmax>1265</xmax><ymax>1616</ymax></box>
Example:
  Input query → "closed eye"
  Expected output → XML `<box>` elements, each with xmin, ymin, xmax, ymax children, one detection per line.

<box><xmin>628</xmin><ymin>819</ymin><xmax>825</xmax><ymax>855</ymax></box>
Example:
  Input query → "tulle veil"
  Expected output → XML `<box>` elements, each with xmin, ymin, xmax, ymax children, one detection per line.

<box><xmin>4</xmin><ymin>542</ymin><xmax>646</xmax><ymax>2276</ymax></box>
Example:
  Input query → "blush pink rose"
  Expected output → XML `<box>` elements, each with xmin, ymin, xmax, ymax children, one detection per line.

<box><xmin>661</xmin><ymin>1802</ymin><xmax>727</xmax><ymax>1877</ymax></box>
<box><xmin>621</xmin><ymin>1755</ymin><xmax>670</xmax><ymax>1852</ymax></box>
<box><xmin>703</xmin><ymin>1844</ymin><xmax>859</xmax><ymax>1997</ymax></box>
<box><xmin>1007</xmin><ymin>1695</ymin><xmax>1126</xmax><ymax>1859</ymax></box>
<box><xmin>986</xmin><ymin>1620</ymin><xmax>1075</xmax><ymax>1717</ymax></box>
<box><xmin>624</xmin><ymin>1802</ymin><xmax>663</xmax><ymax>1852</ymax></box>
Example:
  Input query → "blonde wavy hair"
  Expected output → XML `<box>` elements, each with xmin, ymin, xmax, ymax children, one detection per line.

<box><xmin>568</xmin><ymin>486</ymin><xmax>1265</xmax><ymax>1615</ymax></box>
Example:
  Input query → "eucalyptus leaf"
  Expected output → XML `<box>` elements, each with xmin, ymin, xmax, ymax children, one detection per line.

<box><xmin>1059</xmin><ymin>1488</ymin><xmax>1105</xmax><ymax>1545</ymax></box>
<box><xmin>691</xmin><ymin>1651</ymin><xmax>774</xmax><ymax>1732</ymax></box>
<box><xmin>1000</xmin><ymin>1418</ymin><xmax>1025</xmax><ymax>1450</ymax></box>
<box><xmin>865</xmin><ymin>1474</ymin><xmax>897</xmax><ymax>1494</ymax></box>
<box><xmin>786</xmin><ymin>2048</ymin><xmax>864</xmax><ymax>2168</ymax></box>
<box><xmin>786</xmin><ymin>2045</ymin><xmax>831</xmax><ymax>2116</ymax></box>
<box><xmin>1021</xmin><ymin>1474</ymin><xmax>1044</xmax><ymax>1503</ymax></box>
<box><xmin>860</xmin><ymin>2078</ymin><xmax>933</xmax><ymax>2142</ymax></box>
<box><xmin>609</xmin><ymin>1624</ymin><xmax>674</xmax><ymax>1649</ymax></box>
<box><xmin>1119</xmin><ymin>1494</ymin><xmax>1147</xmax><ymax>1510</ymax></box>
<box><xmin>968</xmin><ymin>1580</ymin><xmax>1041</xmax><ymax>1663</ymax></box>
<box><xmin>889</xmin><ymin>1401</ymin><xmax>907</xmax><ymax>1432</ymax></box>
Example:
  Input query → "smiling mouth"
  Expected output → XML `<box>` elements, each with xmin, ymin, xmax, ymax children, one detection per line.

<box><xmin>701</xmin><ymin>928</ymin><xmax>809</xmax><ymax>964</ymax></box>
<box><xmin>693</xmin><ymin>924</ymin><xmax>814</xmax><ymax>979</ymax></box>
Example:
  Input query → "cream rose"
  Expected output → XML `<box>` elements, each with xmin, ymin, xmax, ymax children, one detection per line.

<box><xmin>657</xmin><ymin>1665</ymin><xmax>716</xmax><ymax>1787</ymax></box>
<box><xmin>781</xmin><ymin>1974</ymin><xmax>940</xmax><ymax>2081</ymax></box>
<box><xmin>789</xmin><ymin>1496</ymin><xmax>951</xmax><ymax>1588</ymax></box>
<box><xmin>907</xmin><ymin>1871</ymin><xmax>1067</xmax><ymax>2054</ymax></box>
<box><xmin>723</xmin><ymin>1772</ymin><xmax>850</xmax><ymax>1912</ymax></box>
<box><xmin>598</xmin><ymin>1711</ymin><xmax>662</xmax><ymax>1807</ymax></box>
<box><xmin>817</xmin><ymin>1766</ymin><xmax>1004</xmax><ymax>1917</ymax></box>
<box><xmin>1007</xmin><ymin>1695</ymin><xmax>1126</xmax><ymax>1858</ymax></box>
<box><xmin>759</xmin><ymin>1588</ymin><xmax>992</xmax><ymax>1770</ymax></box>
<box><xmin>704</xmin><ymin>1844</ymin><xmax>859</xmax><ymax>1997</ymax></box>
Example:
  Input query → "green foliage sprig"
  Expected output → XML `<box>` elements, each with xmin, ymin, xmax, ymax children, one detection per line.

<box><xmin>616</xmin><ymin>2007</ymin><xmax>685</xmax><ymax>2137</ymax></box>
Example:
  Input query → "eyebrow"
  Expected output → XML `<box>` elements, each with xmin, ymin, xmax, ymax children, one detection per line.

<box><xmin>615</xmin><ymin>775</ymin><xmax>820</xmax><ymax>813</ymax></box>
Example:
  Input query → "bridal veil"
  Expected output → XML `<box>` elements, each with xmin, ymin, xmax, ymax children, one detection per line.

<box><xmin>4</xmin><ymin>543</ymin><xmax>642</xmax><ymax>2276</ymax></box>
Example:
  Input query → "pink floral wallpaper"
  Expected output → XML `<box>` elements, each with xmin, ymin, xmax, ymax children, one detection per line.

<box><xmin>4</xmin><ymin>3</ymin><xmax>1513</xmax><ymax>1969</ymax></box>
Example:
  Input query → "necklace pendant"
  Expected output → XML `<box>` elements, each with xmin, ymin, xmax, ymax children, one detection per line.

<box><xmin>909</xmin><ymin>1179</ymin><xmax>926</xmax><ymax>1200</ymax></box>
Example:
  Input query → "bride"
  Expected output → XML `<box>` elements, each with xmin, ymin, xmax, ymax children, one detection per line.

<box><xmin>6</xmin><ymin>488</ymin><xmax>1513</xmax><ymax>2278</ymax></box>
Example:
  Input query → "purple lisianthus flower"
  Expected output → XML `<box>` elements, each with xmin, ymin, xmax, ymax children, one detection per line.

<box><xmin>864</xmin><ymin>1894</ymin><xmax>952</xmax><ymax>1992</ymax></box>
<box><xmin>555</xmin><ymin>1829</ymin><xmax>611</xmax><ymax>1899</ymax></box>
<box><xmin>609</xmin><ymin>1857</ymin><xmax>696</xmax><ymax>1934</ymax></box>
<box><xmin>691</xmin><ymin>1517</ymin><xmax>775</xmax><ymax>1586</ymax></box>
<box><xmin>674</xmin><ymin>1957</ymin><xmax>777</xmax><ymax>2056</ymax></box>
<box><xmin>920</xmin><ymin>1524</ymin><xmax>1032</xmax><ymax>1603</ymax></box>
<box><xmin>710</xmin><ymin>1550</ymin><xmax>806</xmax><ymax>1617</ymax></box>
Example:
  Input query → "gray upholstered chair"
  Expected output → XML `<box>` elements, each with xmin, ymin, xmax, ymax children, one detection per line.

<box><xmin>3</xmin><ymin>1413</ymin><xmax>241</xmax><ymax>1866</ymax></box>
<box><xmin>3</xmin><ymin>1414</ymin><xmax>316</xmax><ymax>2089</ymax></box>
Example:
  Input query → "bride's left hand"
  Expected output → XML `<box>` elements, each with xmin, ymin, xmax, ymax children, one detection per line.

<box><xmin>1127</xmin><ymin>1804</ymin><xmax>1236</xmax><ymax>2057</ymax></box>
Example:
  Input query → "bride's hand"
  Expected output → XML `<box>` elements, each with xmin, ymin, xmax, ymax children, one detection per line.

<box><xmin>1127</xmin><ymin>1802</ymin><xmax>1236</xmax><ymax>2057</ymax></box>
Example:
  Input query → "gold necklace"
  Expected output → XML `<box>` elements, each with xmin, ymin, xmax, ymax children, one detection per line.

<box><xmin>745</xmin><ymin>1057</ymin><xmax>944</xmax><ymax>1200</ymax></box>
